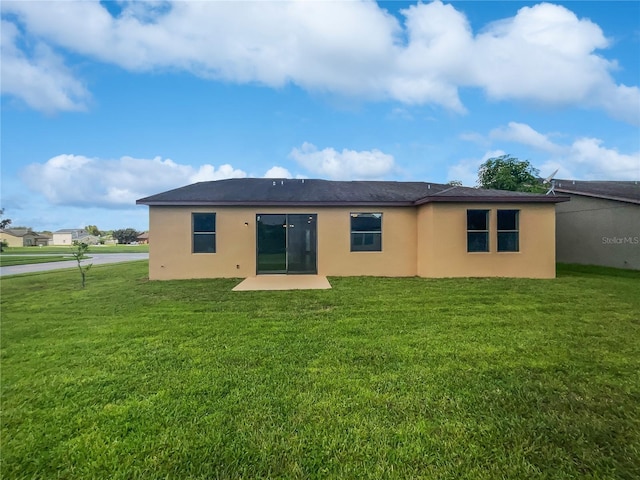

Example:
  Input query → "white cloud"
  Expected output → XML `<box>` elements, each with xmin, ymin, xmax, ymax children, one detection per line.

<box><xmin>2</xmin><ymin>1</ymin><xmax>637</xmax><ymax>122</ymax></box>
<box><xmin>477</xmin><ymin>122</ymin><xmax>639</xmax><ymax>180</ymax></box>
<box><xmin>390</xmin><ymin>1</ymin><xmax>472</xmax><ymax>112</ymax></box>
<box><xmin>490</xmin><ymin>122</ymin><xmax>563</xmax><ymax>154</ymax></box>
<box><xmin>446</xmin><ymin>160</ymin><xmax>480</xmax><ymax>187</ymax></box>
<box><xmin>566</xmin><ymin>138</ymin><xmax>640</xmax><ymax>179</ymax></box>
<box><xmin>190</xmin><ymin>164</ymin><xmax>247</xmax><ymax>183</ymax></box>
<box><xmin>472</xmin><ymin>3</ymin><xmax>608</xmax><ymax>102</ymax></box>
<box><xmin>470</xmin><ymin>3</ymin><xmax>639</xmax><ymax>124</ymax></box>
<box><xmin>0</xmin><ymin>20</ymin><xmax>90</xmax><ymax>113</ymax></box>
<box><xmin>447</xmin><ymin>150</ymin><xmax>506</xmax><ymax>187</ymax></box>
<box><xmin>22</xmin><ymin>154</ymin><xmax>247</xmax><ymax>208</ymax></box>
<box><xmin>263</xmin><ymin>166</ymin><xmax>293</xmax><ymax>179</ymax></box>
<box><xmin>290</xmin><ymin>142</ymin><xmax>395</xmax><ymax>180</ymax></box>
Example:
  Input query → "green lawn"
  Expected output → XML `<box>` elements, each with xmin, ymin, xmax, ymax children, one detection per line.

<box><xmin>3</xmin><ymin>244</ymin><xmax>149</xmax><ymax>255</ymax></box>
<box><xmin>1</xmin><ymin>263</ymin><xmax>639</xmax><ymax>479</ymax></box>
<box><xmin>0</xmin><ymin>255</ymin><xmax>79</xmax><ymax>267</ymax></box>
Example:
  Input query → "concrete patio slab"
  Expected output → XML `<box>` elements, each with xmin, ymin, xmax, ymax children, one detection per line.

<box><xmin>232</xmin><ymin>275</ymin><xmax>332</xmax><ymax>291</ymax></box>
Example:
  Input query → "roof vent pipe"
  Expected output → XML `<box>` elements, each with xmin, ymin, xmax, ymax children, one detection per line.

<box><xmin>272</xmin><ymin>181</ymin><xmax>276</xmax><ymax>186</ymax></box>
<box><xmin>281</xmin><ymin>180</ymin><xmax>284</xmax><ymax>185</ymax></box>
<box><xmin>428</xmin><ymin>184</ymin><xmax>431</xmax><ymax>189</ymax></box>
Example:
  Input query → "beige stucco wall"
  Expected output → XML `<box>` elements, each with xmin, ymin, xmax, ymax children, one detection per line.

<box><xmin>319</xmin><ymin>207</ymin><xmax>417</xmax><ymax>277</ymax></box>
<box><xmin>147</xmin><ymin>202</ymin><xmax>557</xmax><ymax>280</ymax></box>
<box><xmin>556</xmin><ymin>195</ymin><xmax>639</xmax><ymax>270</ymax></box>
<box><xmin>0</xmin><ymin>232</ymin><xmax>24</xmax><ymax>247</ymax></box>
<box><xmin>417</xmin><ymin>203</ymin><xmax>557</xmax><ymax>278</ymax></box>
<box><xmin>52</xmin><ymin>233</ymin><xmax>73</xmax><ymax>245</ymax></box>
<box><xmin>148</xmin><ymin>206</ymin><xmax>418</xmax><ymax>280</ymax></box>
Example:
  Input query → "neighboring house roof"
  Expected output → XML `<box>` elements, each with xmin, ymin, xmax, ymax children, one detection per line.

<box><xmin>54</xmin><ymin>229</ymin><xmax>89</xmax><ymax>240</ymax></box>
<box><xmin>137</xmin><ymin>179</ymin><xmax>569</xmax><ymax>206</ymax></box>
<box><xmin>1</xmin><ymin>229</ymin><xmax>35</xmax><ymax>237</ymax></box>
<box><xmin>553</xmin><ymin>180</ymin><xmax>640</xmax><ymax>205</ymax></box>
<box><xmin>0</xmin><ymin>229</ymin><xmax>50</xmax><ymax>238</ymax></box>
<box><xmin>54</xmin><ymin>229</ymin><xmax>86</xmax><ymax>234</ymax></box>
<box><xmin>137</xmin><ymin>232</ymin><xmax>149</xmax><ymax>239</ymax></box>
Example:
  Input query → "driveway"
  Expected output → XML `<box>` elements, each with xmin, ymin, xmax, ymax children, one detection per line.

<box><xmin>0</xmin><ymin>253</ymin><xmax>149</xmax><ymax>277</ymax></box>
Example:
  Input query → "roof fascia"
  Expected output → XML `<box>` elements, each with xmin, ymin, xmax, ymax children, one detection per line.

<box><xmin>136</xmin><ymin>200</ymin><xmax>417</xmax><ymax>207</ymax></box>
<box><xmin>414</xmin><ymin>195</ymin><xmax>570</xmax><ymax>205</ymax></box>
<box><xmin>554</xmin><ymin>189</ymin><xmax>640</xmax><ymax>205</ymax></box>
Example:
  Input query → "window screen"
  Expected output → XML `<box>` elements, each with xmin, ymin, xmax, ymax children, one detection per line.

<box><xmin>193</xmin><ymin>213</ymin><xmax>216</xmax><ymax>253</ymax></box>
<box><xmin>350</xmin><ymin>213</ymin><xmax>382</xmax><ymax>251</ymax></box>
<box><xmin>497</xmin><ymin>210</ymin><xmax>519</xmax><ymax>252</ymax></box>
<box><xmin>467</xmin><ymin>210</ymin><xmax>489</xmax><ymax>252</ymax></box>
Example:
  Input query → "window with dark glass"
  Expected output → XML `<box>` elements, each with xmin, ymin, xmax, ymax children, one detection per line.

<box><xmin>351</xmin><ymin>213</ymin><xmax>382</xmax><ymax>251</ymax></box>
<box><xmin>467</xmin><ymin>210</ymin><xmax>489</xmax><ymax>252</ymax></box>
<box><xmin>192</xmin><ymin>213</ymin><xmax>216</xmax><ymax>253</ymax></box>
<box><xmin>497</xmin><ymin>210</ymin><xmax>519</xmax><ymax>252</ymax></box>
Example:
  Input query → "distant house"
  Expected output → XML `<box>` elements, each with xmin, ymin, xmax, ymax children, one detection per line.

<box><xmin>35</xmin><ymin>233</ymin><xmax>52</xmax><ymax>246</ymax></box>
<box><xmin>52</xmin><ymin>229</ymin><xmax>99</xmax><ymax>246</ymax></box>
<box><xmin>78</xmin><ymin>234</ymin><xmax>101</xmax><ymax>245</ymax></box>
<box><xmin>53</xmin><ymin>229</ymin><xmax>85</xmax><ymax>245</ymax></box>
<box><xmin>137</xmin><ymin>232</ymin><xmax>149</xmax><ymax>244</ymax></box>
<box><xmin>137</xmin><ymin>178</ymin><xmax>569</xmax><ymax>280</ymax></box>
<box><xmin>554</xmin><ymin>180</ymin><xmax>639</xmax><ymax>270</ymax></box>
<box><xmin>0</xmin><ymin>229</ymin><xmax>51</xmax><ymax>247</ymax></box>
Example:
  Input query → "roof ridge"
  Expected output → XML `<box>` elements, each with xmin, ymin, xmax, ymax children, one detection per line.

<box><xmin>431</xmin><ymin>185</ymin><xmax>463</xmax><ymax>196</ymax></box>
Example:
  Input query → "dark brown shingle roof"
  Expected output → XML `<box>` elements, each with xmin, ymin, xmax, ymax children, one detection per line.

<box><xmin>553</xmin><ymin>180</ymin><xmax>640</xmax><ymax>204</ymax></box>
<box><xmin>137</xmin><ymin>178</ymin><xmax>568</xmax><ymax>206</ymax></box>
<box><xmin>1</xmin><ymin>229</ymin><xmax>34</xmax><ymax>237</ymax></box>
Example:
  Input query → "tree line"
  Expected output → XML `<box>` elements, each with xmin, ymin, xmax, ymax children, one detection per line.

<box><xmin>0</xmin><ymin>210</ymin><xmax>144</xmax><ymax>246</ymax></box>
<box><xmin>82</xmin><ymin>227</ymin><xmax>142</xmax><ymax>244</ymax></box>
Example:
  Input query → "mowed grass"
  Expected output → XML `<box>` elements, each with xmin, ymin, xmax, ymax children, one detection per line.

<box><xmin>1</xmin><ymin>263</ymin><xmax>639</xmax><ymax>479</ymax></box>
<box><xmin>0</xmin><ymin>255</ymin><xmax>78</xmax><ymax>267</ymax></box>
<box><xmin>3</xmin><ymin>244</ymin><xmax>149</xmax><ymax>255</ymax></box>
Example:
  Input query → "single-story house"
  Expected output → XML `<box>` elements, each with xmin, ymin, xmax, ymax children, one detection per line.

<box><xmin>0</xmin><ymin>229</ymin><xmax>51</xmax><ymax>247</ymax></box>
<box><xmin>52</xmin><ymin>229</ymin><xmax>99</xmax><ymax>246</ymax></box>
<box><xmin>136</xmin><ymin>178</ymin><xmax>570</xmax><ymax>280</ymax></box>
<box><xmin>137</xmin><ymin>232</ymin><xmax>150</xmax><ymax>244</ymax></box>
<box><xmin>553</xmin><ymin>180</ymin><xmax>639</xmax><ymax>270</ymax></box>
<box><xmin>77</xmin><ymin>234</ymin><xmax>101</xmax><ymax>245</ymax></box>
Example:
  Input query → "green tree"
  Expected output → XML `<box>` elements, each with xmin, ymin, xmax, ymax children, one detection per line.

<box><xmin>0</xmin><ymin>209</ymin><xmax>11</xmax><ymax>252</ymax></box>
<box><xmin>447</xmin><ymin>180</ymin><xmax>463</xmax><ymax>187</ymax></box>
<box><xmin>112</xmin><ymin>228</ymin><xmax>140</xmax><ymax>244</ymax></box>
<box><xmin>85</xmin><ymin>225</ymin><xmax>101</xmax><ymax>236</ymax></box>
<box><xmin>477</xmin><ymin>155</ymin><xmax>544</xmax><ymax>193</ymax></box>
<box><xmin>71</xmin><ymin>241</ymin><xmax>92</xmax><ymax>288</ymax></box>
<box><xmin>0</xmin><ymin>208</ymin><xmax>11</xmax><ymax>230</ymax></box>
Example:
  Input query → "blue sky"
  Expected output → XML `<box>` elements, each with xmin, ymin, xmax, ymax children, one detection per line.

<box><xmin>1</xmin><ymin>0</ymin><xmax>639</xmax><ymax>232</ymax></box>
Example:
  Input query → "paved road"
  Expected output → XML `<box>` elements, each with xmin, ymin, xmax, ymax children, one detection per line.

<box><xmin>0</xmin><ymin>253</ymin><xmax>149</xmax><ymax>277</ymax></box>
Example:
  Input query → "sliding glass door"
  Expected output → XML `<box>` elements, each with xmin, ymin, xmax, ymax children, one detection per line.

<box><xmin>286</xmin><ymin>214</ymin><xmax>317</xmax><ymax>273</ymax></box>
<box><xmin>256</xmin><ymin>214</ymin><xmax>287</xmax><ymax>272</ymax></box>
<box><xmin>256</xmin><ymin>214</ymin><xmax>317</xmax><ymax>274</ymax></box>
